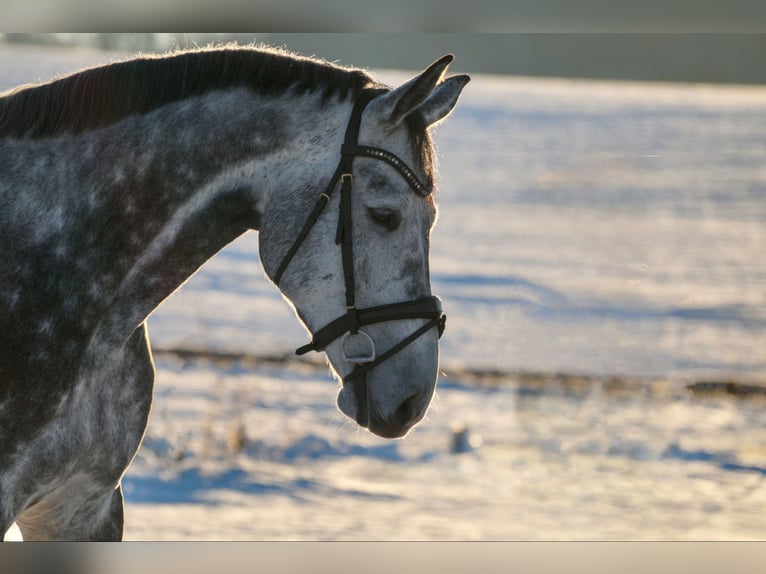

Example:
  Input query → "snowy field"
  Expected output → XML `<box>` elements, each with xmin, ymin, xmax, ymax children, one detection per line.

<box><xmin>2</xmin><ymin>43</ymin><xmax>766</xmax><ymax>540</ymax></box>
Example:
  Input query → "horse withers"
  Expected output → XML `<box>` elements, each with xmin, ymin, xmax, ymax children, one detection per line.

<box><xmin>0</xmin><ymin>46</ymin><xmax>468</xmax><ymax>540</ymax></box>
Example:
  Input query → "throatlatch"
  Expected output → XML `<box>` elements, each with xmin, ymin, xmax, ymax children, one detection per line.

<box><xmin>272</xmin><ymin>89</ymin><xmax>446</xmax><ymax>395</ymax></box>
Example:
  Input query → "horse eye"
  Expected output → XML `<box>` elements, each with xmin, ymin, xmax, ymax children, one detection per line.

<box><xmin>367</xmin><ymin>207</ymin><xmax>401</xmax><ymax>231</ymax></box>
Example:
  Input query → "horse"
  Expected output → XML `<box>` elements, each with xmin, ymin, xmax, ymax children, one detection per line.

<box><xmin>0</xmin><ymin>45</ymin><xmax>468</xmax><ymax>540</ymax></box>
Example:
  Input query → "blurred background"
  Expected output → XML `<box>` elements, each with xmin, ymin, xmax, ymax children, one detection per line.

<box><xmin>2</xmin><ymin>33</ymin><xmax>765</xmax><ymax>542</ymax></box>
<box><xmin>3</xmin><ymin>32</ymin><xmax>766</xmax><ymax>84</ymax></box>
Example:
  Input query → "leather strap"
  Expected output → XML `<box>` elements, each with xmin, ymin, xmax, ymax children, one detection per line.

<box><xmin>344</xmin><ymin>314</ymin><xmax>446</xmax><ymax>383</ymax></box>
<box><xmin>274</xmin><ymin>90</ymin><xmax>382</xmax><ymax>286</ymax></box>
<box><xmin>272</xmin><ymin>165</ymin><xmax>340</xmax><ymax>284</ymax></box>
<box><xmin>296</xmin><ymin>296</ymin><xmax>445</xmax><ymax>355</ymax></box>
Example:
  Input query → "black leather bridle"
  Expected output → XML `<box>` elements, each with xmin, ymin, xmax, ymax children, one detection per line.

<box><xmin>272</xmin><ymin>89</ymin><xmax>446</xmax><ymax>425</ymax></box>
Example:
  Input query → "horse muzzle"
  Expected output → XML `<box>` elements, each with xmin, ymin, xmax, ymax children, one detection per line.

<box><xmin>337</xmin><ymin>357</ymin><xmax>436</xmax><ymax>439</ymax></box>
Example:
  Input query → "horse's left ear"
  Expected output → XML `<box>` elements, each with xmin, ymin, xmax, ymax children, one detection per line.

<box><xmin>370</xmin><ymin>54</ymin><xmax>470</xmax><ymax>128</ymax></box>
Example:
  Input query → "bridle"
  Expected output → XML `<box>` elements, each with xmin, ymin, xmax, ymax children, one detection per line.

<box><xmin>271</xmin><ymin>89</ymin><xmax>446</xmax><ymax>425</ymax></box>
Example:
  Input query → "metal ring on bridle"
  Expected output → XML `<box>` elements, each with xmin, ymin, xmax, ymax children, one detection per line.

<box><xmin>341</xmin><ymin>330</ymin><xmax>376</xmax><ymax>364</ymax></box>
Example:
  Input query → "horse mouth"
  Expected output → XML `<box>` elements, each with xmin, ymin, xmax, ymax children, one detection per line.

<box><xmin>368</xmin><ymin>418</ymin><xmax>415</xmax><ymax>439</ymax></box>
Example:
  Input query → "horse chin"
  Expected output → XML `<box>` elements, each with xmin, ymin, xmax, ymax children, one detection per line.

<box><xmin>337</xmin><ymin>382</ymin><xmax>369</xmax><ymax>428</ymax></box>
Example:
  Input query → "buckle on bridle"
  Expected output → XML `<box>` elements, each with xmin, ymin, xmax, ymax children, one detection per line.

<box><xmin>340</xmin><ymin>173</ymin><xmax>353</xmax><ymax>185</ymax></box>
<box><xmin>341</xmin><ymin>330</ymin><xmax>376</xmax><ymax>364</ymax></box>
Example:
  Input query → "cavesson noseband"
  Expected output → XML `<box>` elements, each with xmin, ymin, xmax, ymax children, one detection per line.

<box><xmin>272</xmin><ymin>89</ymin><xmax>446</xmax><ymax>421</ymax></box>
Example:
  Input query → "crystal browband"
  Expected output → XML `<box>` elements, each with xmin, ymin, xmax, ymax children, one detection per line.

<box><xmin>341</xmin><ymin>144</ymin><xmax>433</xmax><ymax>197</ymax></box>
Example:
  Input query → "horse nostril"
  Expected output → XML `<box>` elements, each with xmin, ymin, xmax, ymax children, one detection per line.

<box><xmin>391</xmin><ymin>394</ymin><xmax>420</xmax><ymax>428</ymax></box>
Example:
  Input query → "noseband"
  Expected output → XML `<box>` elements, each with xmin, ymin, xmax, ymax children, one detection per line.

<box><xmin>272</xmin><ymin>89</ymin><xmax>446</xmax><ymax>422</ymax></box>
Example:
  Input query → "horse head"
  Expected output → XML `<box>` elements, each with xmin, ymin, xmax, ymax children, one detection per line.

<box><xmin>262</xmin><ymin>55</ymin><xmax>468</xmax><ymax>438</ymax></box>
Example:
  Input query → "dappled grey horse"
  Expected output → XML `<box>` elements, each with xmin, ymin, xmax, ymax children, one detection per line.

<box><xmin>0</xmin><ymin>46</ymin><xmax>468</xmax><ymax>540</ymax></box>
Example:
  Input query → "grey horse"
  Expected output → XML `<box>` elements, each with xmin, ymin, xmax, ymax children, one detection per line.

<box><xmin>0</xmin><ymin>46</ymin><xmax>468</xmax><ymax>540</ymax></box>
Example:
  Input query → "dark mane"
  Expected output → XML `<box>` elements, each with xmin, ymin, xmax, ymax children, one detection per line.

<box><xmin>0</xmin><ymin>45</ymin><xmax>381</xmax><ymax>139</ymax></box>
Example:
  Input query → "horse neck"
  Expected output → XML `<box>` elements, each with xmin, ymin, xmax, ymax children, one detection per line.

<box><xmin>5</xmin><ymin>87</ymin><xmax>350</xmax><ymax>350</ymax></box>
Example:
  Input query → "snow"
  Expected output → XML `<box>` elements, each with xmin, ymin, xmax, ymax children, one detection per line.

<box><xmin>121</xmin><ymin>359</ymin><xmax>766</xmax><ymax>540</ymax></box>
<box><xmin>2</xmin><ymin>44</ymin><xmax>766</xmax><ymax>541</ymax></box>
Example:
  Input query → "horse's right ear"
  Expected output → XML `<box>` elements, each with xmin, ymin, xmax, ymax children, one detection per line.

<box><xmin>368</xmin><ymin>54</ymin><xmax>464</xmax><ymax>127</ymax></box>
<box><xmin>414</xmin><ymin>74</ymin><xmax>470</xmax><ymax>127</ymax></box>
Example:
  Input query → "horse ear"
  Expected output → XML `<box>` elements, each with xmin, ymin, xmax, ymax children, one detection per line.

<box><xmin>370</xmin><ymin>54</ymin><xmax>457</xmax><ymax>126</ymax></box>
<box><xmin>414</xmin><ymin>74</ymin><xmax>470</xmax><ymax>127</ymax></box>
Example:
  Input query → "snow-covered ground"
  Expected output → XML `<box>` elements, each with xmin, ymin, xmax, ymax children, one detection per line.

<box><xmin>2</xmin><ymin>43</ymin><xmax>766</xmax><ymax>540</ymax></box>
<box><xmin>118</xmin><ymin>357</ymin><xmax>766</xmax><ymax>540</ymax></box>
